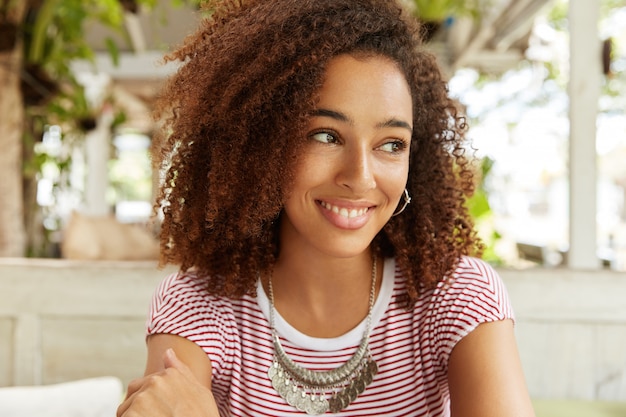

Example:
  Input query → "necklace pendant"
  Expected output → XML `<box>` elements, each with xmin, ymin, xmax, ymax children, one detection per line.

<box><xmin>268</xmin><ymin>360</ymin><xmax>280</xmax><ymax>379</ymax></box>
<box><xmin>269</xmin><ymin>360</ymin><xmax>331</xmax><ymax>414</ymax></box>
<box><xmin>286</xmin><ymin>383</ymin><xmax>300</xmax><ymax>407</ymax></box>
<box><xmin>268</xmin><ymin>354</ymin><xmax>379</xmax><ymax>414</ymax></box>
<box><xmin>299</xmin><ymin>391</ymin><xmax>329</xmax><ymax>415</ymax></box>
<box><xmin>267</xmin><ymin>256</ymin><xmax>379</xmax><ymax>414</ymax></box>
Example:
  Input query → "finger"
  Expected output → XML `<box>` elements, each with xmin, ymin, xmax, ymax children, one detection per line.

<box><xmin>163</xmin><ymin>348</ymin><xmax>175</xmax><ymax>367</ymax></box>
<box><xmin>116</xmin><ymin>387</ymin><xmax>164</xmax><ymax>417</ymax></box>
<box><xmin>163</xmin><ymin>348</ymin><xmax>195</xmax><ymax>380</ymax></box>
<box><xmin>116</xmin><ymin>395</ymin><xmax>132</xmax><ymax>417</ymax></box>
<box><xmin>117</xmin><ymin>377</ymin><xmax>146</xmax><ymax>417</ymax></box>
<box><xmin>125</xmin><ymin>377</ymin><xmax>145</xmax><ymax>399</ymax></box>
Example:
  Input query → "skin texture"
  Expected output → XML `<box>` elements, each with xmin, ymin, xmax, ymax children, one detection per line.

<box><xmin>271</xmin><ymin>54</ymin><xmax>412</xmax><ymax>338</ymax></box>
<box><xmin>117</xmin><ymin>335</ymin><xmax>217</xmax><ymax>417</ymax></box>
<box><xmin>448</xmin><ymin>320</ymin><xmax>536</xmax><ymax>417</ymax></box>
<box><xmin>117</xmin><ymin>53</ymin><xmax>535</xmax><ymax>417</ymax></box>
<box><xmin>281</xmin><ymin>55</ymin><xmax>412</xmax><ymax>261</ymax></box>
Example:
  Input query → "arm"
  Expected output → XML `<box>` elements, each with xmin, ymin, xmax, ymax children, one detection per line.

<box><xmin>144</xmin><ymin>333</ymin><xmax>213</xmax><ymax>386</ymax></box>
<box><xmin>447</xmin><ymin>319</ymin><xmax>535</xmax><ymax>417</ymax></box>
<box><xmin>117</xmin><ymin>334</ymin><xmax>219</xmax><ymax>417</ymax></box>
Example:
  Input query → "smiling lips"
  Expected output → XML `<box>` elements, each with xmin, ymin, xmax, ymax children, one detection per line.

<box><xmin>319</xmin><ymin>201</ymin><xmax>370</xmax><ymax>218</ymax></box>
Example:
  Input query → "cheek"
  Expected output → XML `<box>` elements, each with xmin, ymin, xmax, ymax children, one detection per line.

<box><xmin>375</xmin><ymin>172</ymin><xmax>408</xmax><ymax>212</ymax></box>
<box><xmin>282</xmin><ymin>151</ymin><xmax>315</xmax><ymax>198</ymax></box>
<box><xmin>388</xmin><ymin>164</ymin><xmax>410</xmax><ymax>201</ymax></box>
<box><xmin>379</xmin><ymin>158</ymin><xmax>409</xmax><ymax>186</ymax></box>
<box><xmin>292</xmin><ymin>152</ymin><xmax>328</xmax><ymax>183</ymax></box>
<box><xmin>283</xmin><ymin>161</ymin><xmax>318</xmax><ymax>204</ymax></box>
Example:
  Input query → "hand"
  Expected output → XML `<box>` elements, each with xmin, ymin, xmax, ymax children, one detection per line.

<box><xmin>117</xmin><ymin>348</ymin><xmax>219</xmax><ymax>417</ymax></box>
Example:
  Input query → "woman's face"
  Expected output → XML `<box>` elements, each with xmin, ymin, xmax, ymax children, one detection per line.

<box><xmin>281</xmin><ymin>53</ymin><xmax>413</xmax><ymax>259</ymax></box>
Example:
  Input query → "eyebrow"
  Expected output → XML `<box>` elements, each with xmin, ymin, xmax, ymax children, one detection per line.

<box><xmin>310</xmin><ymin>108</ymin><xmax>413</xmax><ymax>133</ymax></box>
<box><xmin>310</xmin><ymin>108</ymin><xmax>350</xmax><ymax>122</ymax></box>
<box><xmin>376</xmin><ymin>118</ymin><xmax>413</xmax><ymax>133</ymax></box>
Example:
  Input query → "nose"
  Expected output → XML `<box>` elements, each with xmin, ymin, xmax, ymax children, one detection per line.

<box><xmin>336</xmin><ymin>146</ymin><xmax>376</xmax><ymax>193</ymax></box>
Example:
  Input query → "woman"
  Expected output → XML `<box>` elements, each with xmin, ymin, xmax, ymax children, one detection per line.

<box><xmin>117</xmin><ymin>0</ymin><xmax>535</xmax><ymax>415</ymax></box>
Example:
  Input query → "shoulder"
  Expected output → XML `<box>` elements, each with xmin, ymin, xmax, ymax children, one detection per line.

<box><xmin>416</xmin><ymin>257</ymin><xmax>514</xmax><ymax>360</ymax></box>
<box><xmin>452</xmin><ymin>256</ymin><xmax>502</xmax><ymax>286</ymax></box>
<box><xmin>448</xmin><ymin>257</ymin><xmax>510</xmax><ymax>307</ymax></box>
<box><xmin>146</xmin><ymin>272</ymin><xmax>263</xmax><ymax>379</ymax></box>
<box><xmin>151</xmin><ymin>272</ymin><xmax>203</xmax><ymax>306</ymax></box>
<box><xmin>398</xmin><ymin>256</ymin><xmax>514</xmax><ymax>330</ymax></box>
<box><xmin>436</xmin><ymin>256</ymin><xmax>513</xmax><ymax>320</ymax></box>
<box><xmin>152</xmin><ymin>271</ymin><xmax>236</xmax><ymax>307</ymax></box>
<box><xmin>151</xmin><ymin>272</ymin><xmax>229</xmax><ymax>311</ymax></box>
<box><xmin>147</xmin><ymin>272</ymin><xmax>243</xmax><ymax>336</ymax></box>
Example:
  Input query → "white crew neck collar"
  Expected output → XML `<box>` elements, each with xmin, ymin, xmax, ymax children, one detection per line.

<box><xmin>256</xmin><ymin>257</ymin><xmax>395</xmax><ymax>351</ymax></box>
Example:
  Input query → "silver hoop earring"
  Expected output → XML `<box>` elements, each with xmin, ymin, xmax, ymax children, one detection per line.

<box><xmin>392</xmin><ymin>189</ymin><xmax>411</xmax><ymax>217</ymax></box>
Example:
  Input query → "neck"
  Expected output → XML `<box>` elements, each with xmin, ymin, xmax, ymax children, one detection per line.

<box><xmin>268</xmin><ymin>249</ymin><xmax>379</xmax><ymax>338</ymax></box>
<box><xmin>280</xmin><ymin>248</ymin><xmax>371</xmax><ymax>284</ymax></box>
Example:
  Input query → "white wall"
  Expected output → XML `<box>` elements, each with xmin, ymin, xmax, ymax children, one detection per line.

<box><xmin>0</xmin><ymin>259</ymin><xmax>625</xmax><ymax>402</ymax></box>
<box><xmin>0</xmin><ymin>259</ymin><xmax>170</xmax><ymax>388</ymax></box>
<box><xmin>505</xmin><ymin>267</ymin><xmax>626</xmax><ymax>401</ymax></box>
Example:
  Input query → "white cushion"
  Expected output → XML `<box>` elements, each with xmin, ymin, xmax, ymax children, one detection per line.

<box><xmin>0</xmin><ymin>377</ymin><xmax>123</xmax><ymax>417</ymax></box>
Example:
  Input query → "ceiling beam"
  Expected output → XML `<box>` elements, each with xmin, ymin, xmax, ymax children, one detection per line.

<box><xmin>451</xmin><ymin>0</ymin><xmax>517</xmax><ymax>69</ymax></box>
<box><xmin>490</xmin><ymin>0</ymin><xmax>552</xmax><ymax>52</ymax></box>
<box><xmin>71</xmin><ymin>52</ymin><xmax>179</xmax><ymax>80</ymax></box>
<box><xmin>124</xmin><ymin>12</ymin><xmax>147</xmax><ymax>53</ymax></box>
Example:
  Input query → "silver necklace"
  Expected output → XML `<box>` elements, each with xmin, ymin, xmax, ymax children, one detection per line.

<box><xmin>267</xmin><ymin>257</ymin><xmax>379</xmax><ymax>414</ymax></box>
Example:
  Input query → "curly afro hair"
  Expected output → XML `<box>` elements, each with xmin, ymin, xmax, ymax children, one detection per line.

<box><xmin>152</xmin><ymin>0</ymin><xmax>483</xmax><ymax>305</ymax></box>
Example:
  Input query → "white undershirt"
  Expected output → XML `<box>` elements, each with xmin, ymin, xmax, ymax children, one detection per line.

<box><xmin>255</xmin><ymin>257</ymin><xmax>395</xmax><ymax>351</ymax></box>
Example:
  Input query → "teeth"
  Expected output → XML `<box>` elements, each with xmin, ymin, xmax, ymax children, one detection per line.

<box><xmin>321</xmin><ymin>202</ymin><xmax>369</xmax><ymax>218</ymax></box>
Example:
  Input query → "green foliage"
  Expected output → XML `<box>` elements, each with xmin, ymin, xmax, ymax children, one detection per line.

<box><xmin>545</xmin><ymin>0</ymin><xmax>568</xmax><ymax>32</ymax></box>
<box><xmin>20</xmin><ymin>0</ymin><xmax>173</xmax><ymax>148</ymax></box>
<box><xmin>410</xmin><ymin>0</ymin><xmax>483</xmax><ymax>21</ymax></box>
<box><xmin>26</xmin><ymin>0</ymin><xmax>127</xmax><ymax>77</ymax></box>
<box><xmin>15</xmin><ymin>0</ymin><xmax>167</xmax><ymax>256</ymax></box>
<box><xmin>601</xmin><ymin>0</ymin><xmax>626</xmax><ymax>14</ymax></box>
<box><xmin>456</xmin><ymin>0</ymin><xmax>626</xmax><ymax>266</ymax></box>
<box><xmin>465</xmin><ymin>156</ymin><xmax>503</xmax><ymax>265</ymax></box>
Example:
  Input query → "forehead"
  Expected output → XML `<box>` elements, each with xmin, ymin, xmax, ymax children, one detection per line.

<box><xmin>314</xmin><ymin>54</ymin><xmax>413</xmax><ymax>121</ymax></box>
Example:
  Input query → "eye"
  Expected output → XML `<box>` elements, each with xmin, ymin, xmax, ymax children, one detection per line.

<box><xmin>379</xmin><ymin>140</ymin><xmax>408</xmax><ymax>154</ymax></box>
<box><xmin>310</xmin><ymin>131</ymin><xmax>339</xmax><ymax>144</ymax></box>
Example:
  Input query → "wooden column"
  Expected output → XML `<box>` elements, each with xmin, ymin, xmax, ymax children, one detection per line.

<box><xmin>568</xmin><ymin>0</ymin><xmax>601</xmax><ymax>269</ymax></box>
<box><xmin>0</xmin><ymin>1</ymin><xmax>27</xmax><ymax>257</ymax></box>
<box><xmin>79</xmin><ymin>72</ymin><xmax>113</xmax><ymax>217</ymax></box>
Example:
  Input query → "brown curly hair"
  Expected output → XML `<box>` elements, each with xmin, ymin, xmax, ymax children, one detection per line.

<box><xmin>152</xmin><ymin>0</ymin><xmax>482</xmax><ymax>305</ymax></box>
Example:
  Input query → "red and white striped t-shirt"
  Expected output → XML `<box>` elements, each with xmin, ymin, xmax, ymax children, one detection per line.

<box><xmin>147</xmin><ymin>256</ymin><xmax>513</xmax><ymax>416</ymax></box>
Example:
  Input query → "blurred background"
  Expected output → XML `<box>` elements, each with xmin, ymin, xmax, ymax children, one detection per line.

<box><xmin>1</xmin><ymin>0</ymin><xmax>624</xmax><ymax>271</ymax></box>
<box><xmin>0</xmin><ymin>1</ymin><xmax>625</xmax><ymax>415</ymax></box>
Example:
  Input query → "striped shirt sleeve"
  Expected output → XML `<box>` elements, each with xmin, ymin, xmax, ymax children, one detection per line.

<box><xmin>429</xmin><ymin>257</ymin><xmax>514</xmax><ymax>370</ymax></box>
<box><xmin>145</xmin><ymin>273</ymin><xmax>236</xmax><ymax>376</ymax></box>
